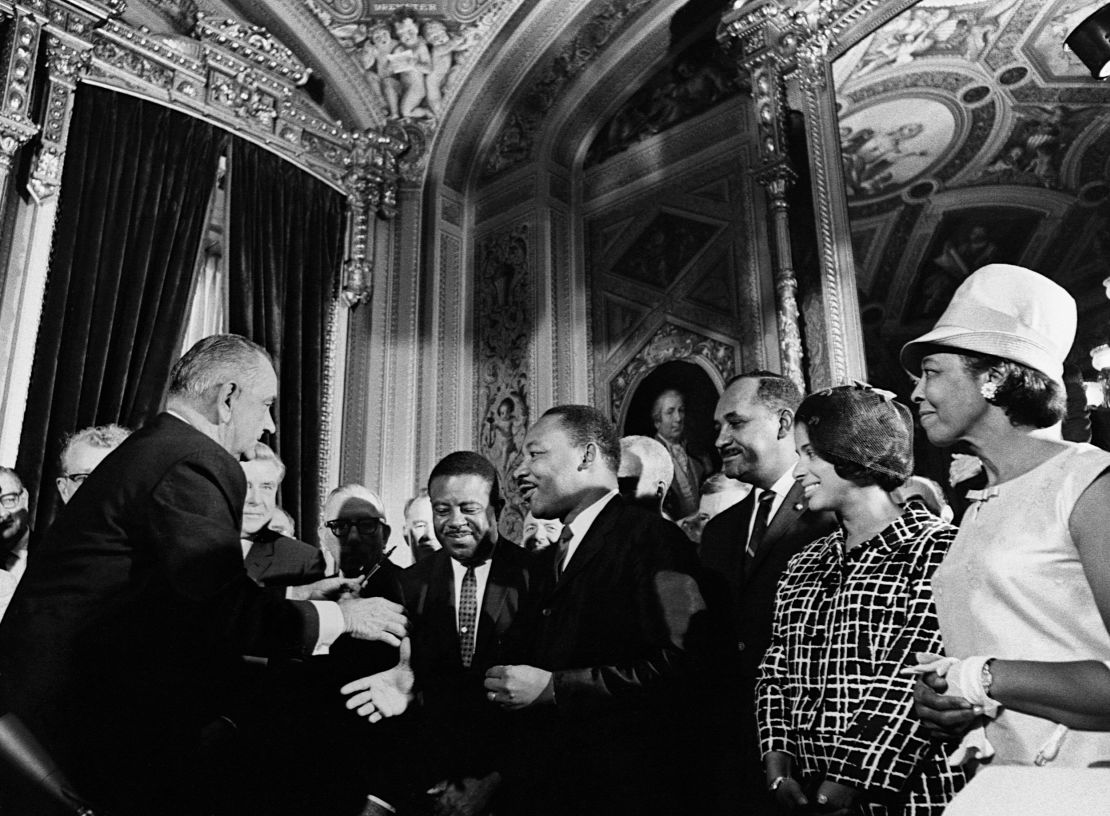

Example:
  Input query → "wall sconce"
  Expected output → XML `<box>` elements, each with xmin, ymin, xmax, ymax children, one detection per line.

<box><xmin>1066</xmin><ymin>5</ymin><xmax>1110</xmax><ymax>79</ymax></box>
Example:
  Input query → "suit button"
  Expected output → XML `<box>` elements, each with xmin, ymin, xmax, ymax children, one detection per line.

<box><xmin>542</xmin><ymin>608</ymin><xmax>552</xmax><ymax>617</ymax></box>
<box><xmin>737</xmin><ymin>641</ymin><xmax>746</xmax><ymax>652</ymax></box>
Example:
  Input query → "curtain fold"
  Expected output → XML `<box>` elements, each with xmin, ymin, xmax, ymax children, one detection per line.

<box><xmin>17</xmin><ymin>85</ymin><xmax>225</xmax><ymax>533</ymax></box>
<box><xmin>226</xmin><ymin>138</ymin><xmax>346</xmax><ymax>547</ymax></box>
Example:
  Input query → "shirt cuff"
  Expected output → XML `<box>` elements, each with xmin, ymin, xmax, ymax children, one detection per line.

<box><xmin>310</xmin><ymin>600</ymin><xmax>345</xmax><ymax>655</ymax></box>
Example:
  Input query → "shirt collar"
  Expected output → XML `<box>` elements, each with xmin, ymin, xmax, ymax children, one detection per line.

<box><xmin>767</xmin><ymin>465</ymin><xmax>797</xmax><ymax>499</ymax></box>
<box><xmin>565</xmin><ymin>489</ymin><xmax>619</xmax><ymax>542</ymax></box>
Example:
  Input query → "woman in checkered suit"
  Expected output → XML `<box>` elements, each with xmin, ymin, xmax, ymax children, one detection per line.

<box><xmin>757</xmin><ymin>384</ymin><xmax>966</xmax><ymax>815</ymax></box>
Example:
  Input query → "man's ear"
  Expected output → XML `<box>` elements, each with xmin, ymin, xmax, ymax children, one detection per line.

<box><xmin>578</xmin><ymin>443</ymin><xmax>597</xmax><ymax>471</ymax></box>
<box><xmin>216</xmin><ymin>382</ymin><xmax>238</xmax><ymax>424</ymax></box>
<box><xmin>776</xmin><ymin>408</ymin><xmax>795</xmax><ymax>440</ymax></box>
<box><xmin>55</xmin><ymin>478</ymin><xmax>70</xmax><ymax>502</ymax></box>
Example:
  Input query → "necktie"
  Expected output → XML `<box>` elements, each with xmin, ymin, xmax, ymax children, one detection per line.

<box><xmin>745</xmin><ymin>490</ymin><xmax>776</xmax><ymax>561</ymax></box>
<box><xmin>458</xmin><ymin>565</ymin><xmax>478</xmax><ymax>668</ymax></box>
<box><xmin>553</xmin><ymin>526</ymin><xmax>573</xmax><ymax>582</ymax></box>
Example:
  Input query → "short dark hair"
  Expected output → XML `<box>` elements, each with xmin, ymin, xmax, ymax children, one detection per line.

<box><xmin>427</xmin><ymin>451</ymin><xmax>504</xmax><ymax>514</ymax></box>
<box><xmin>958</xmin><ymin>353</ymin><xmax>1064</xmax><ymax>429</ymax></box>
<box><xmin>794</xmin><ymin>385</ymin><xmax>913</xmax><ymax>492</ymax></box>
<box><xmin>542</xmin><ymin>405</ymin><xmax>621</xmax><ymax>473</ymax></box>
<box><xmin>168</xmin><ymin>334</ymin><xmax>270</xmax><ymax>402</ymax></box>
<box><xmin>725</xmin><ymin>370</ymin><xmax>802</xmax><ymax>414</ymax></box>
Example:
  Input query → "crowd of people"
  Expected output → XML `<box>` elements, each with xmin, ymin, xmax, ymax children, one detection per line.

<box><xmin>0</xmin><ymin>261</ymin><xmax>1108</xmax><ymax>816</ymax></box>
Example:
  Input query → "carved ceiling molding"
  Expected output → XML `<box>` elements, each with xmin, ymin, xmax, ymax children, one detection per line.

<box><xmin>479</xmin><ymin>0</ymin><xmax>655</xmax><ymax>180</ymax></box>
<box><xmin>548</xmin><ymin>0</ymin><xmax>683</xmax><ymax>170</ymax></box>
<box><xmin>719</xmin><ymin>0</ymin><xmax>919</xmax><ymax>87</ymax></box>
<box><xmin>437</xmin><ymin>0</ymin><xmax>597</xmax><ymax>192</ymax></box>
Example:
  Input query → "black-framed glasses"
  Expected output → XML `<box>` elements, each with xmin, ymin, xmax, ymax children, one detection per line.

<box><xmin>325</xmin><ymin>518</ymin><xmax>382</xmax><ymax>536</ymax></box>
<box><xmin>0</xmin><ymin>491</ymin><xmax>22</xmax><ymax>510</ymax></box>
<box><xmin>63</xmin><ymin>473</ymin><xmax>91</xmax><ymax>486</ymax></box>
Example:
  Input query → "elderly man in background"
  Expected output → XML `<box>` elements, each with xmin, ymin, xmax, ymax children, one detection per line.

<box><xmin>617</xmin><ymin>434</ymin><xmax>675</xmax><ymax>516</ymax></box>
<box><xmin>239</xmin><ymin>442</ymin><xmax>326</xmax><ymax>590</ymax></box>
<box><xmin>0</xmin><ymin>334</ymin><xmax>406</xmax><ymax>816</ymax></box>
<box><xmin>652</xmin><ymin>388</ymin><xmax>712</xmax><ymax>519</ymax></box>
<box><xmin>397</xmin><ymin>491</ymin><xmax>438</xmax><ymax>567</ymax></box>
<box><xmin>0</xmin><ymin>467</ymin><xmax>30</xmax><ymax>623</ymax></box>
<box><xmin>248</xmin><ymin>481</ymin><xmax>407</xmax><ymax>816</ymax></box>
<box><xmin>54</xmin><ymin>423</ymin><xmax>131</xmax><ymax>505</ymax></box>
<box><xmin>678</xmin><ymin>472</ymin><xmax>751</xmax><ymax>545</ymax></box>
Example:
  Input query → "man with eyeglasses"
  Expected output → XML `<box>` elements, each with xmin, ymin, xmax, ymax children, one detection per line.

<box><xmin>54</xmin><ymin>423</ymin><xmax>132</xmax><ymax>504</ymax></box>
<box><xmin>248</xmin><ymin>483</ymin><xmax>405</xmax><ymax>816</ymax></box>
<box><xmin>0</xmin><ymin>466</ymin><xmax>30</xmax><ymax>622</ymax></box>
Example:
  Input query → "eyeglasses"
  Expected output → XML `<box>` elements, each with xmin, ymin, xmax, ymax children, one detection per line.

<box><xmin>0</xmin><ymin>492</ymin><xmax>23</xmax><ymax>510</ymax></box>
<box><xmin>63</xmin><ymin>473</ymin><xmax>91</xmax><ymax>485</ymax></box>
<box><xmin>325</xmin><ymin>518</ymin><xmax>382</xmax><ymax>536</ymax></box>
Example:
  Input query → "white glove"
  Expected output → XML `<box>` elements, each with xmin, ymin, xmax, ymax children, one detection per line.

<box><xmin>904</xmin><ymin>652</ymin><xmax>999</xmax><ymax>766</ymax></box>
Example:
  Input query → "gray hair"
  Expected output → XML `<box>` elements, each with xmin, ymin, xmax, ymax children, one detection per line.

<box><xmin>58</xmin><ymin>424</ymin><xmax>132</xmax><ymax>472</ymax></box>
<box><xmin>168</xmin><ymin>334</ymin><xmax>271</xmax><ymax>404</ymax></box>
<box><xmin>619</xmin><ymin>435</ymin><xmax>674</xmax><ymax>491</ymax></box>
<box><xmin>243</xmin><ymin>441</ymin><xmax>286</xmax><ymax>482</ymax></box>
<box><xmin>0</xmin><ymin>466</ymin><xmax>23</xmax><ymax>492</ymax></box>
<box><xmin>651</xmin><ymin>389</ymin><xmax>684</xmax><ymax>425</ymax></box>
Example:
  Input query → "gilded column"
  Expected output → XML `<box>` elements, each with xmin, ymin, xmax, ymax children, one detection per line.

<box><xmin>720</xmin><ymin>1</ymin><xmax>805</xmax><ymax>392</ymax></box>
<box><xmin>0</xmin><ymin>10</ymin><xmax>43</xmax><ymax>191</ymax></box>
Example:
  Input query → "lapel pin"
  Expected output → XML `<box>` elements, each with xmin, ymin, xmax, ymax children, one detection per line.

<box><xmin>793</xmin><ymin>502</ymin><xmax>803</xmax><ymax>512</ymax></box>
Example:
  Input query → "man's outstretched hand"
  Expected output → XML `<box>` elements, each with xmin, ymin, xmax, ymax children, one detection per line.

<box><xmin>338</xmin><ymin>596</ymin><xmax>408</xmax><ymax>646</ymax></box>
<box><xmin>341</xmin><ymin>636</ymin><xmax>414</xmax><ymax>723</ymax></box>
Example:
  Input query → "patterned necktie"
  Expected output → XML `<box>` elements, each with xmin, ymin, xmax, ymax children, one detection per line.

<box><xmin>745</xmin><ymin>489</ymin><xmax>776</xmax><ymax>561</ymax></box>
<box><xmin>553</xmin><ymin>525</ymin><xmax>573</xmax><ymax>582</ymax></box>
<box><xmin>458</xmin><ymin>565</ymin><xmax>478</xmax><ymax>668</ymax></box>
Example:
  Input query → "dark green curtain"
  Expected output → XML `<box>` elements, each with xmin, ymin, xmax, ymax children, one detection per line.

<box><xmin>17</xmin><ymin>85</ymin><xmax>225</xmax><ymax>533</ymax></box>
<box><xmin>226</xmin><ymin>138</ymin><xmax>345</xmax><ymax>547</ymax></box>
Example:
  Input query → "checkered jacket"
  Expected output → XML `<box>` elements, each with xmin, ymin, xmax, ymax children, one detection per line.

<box><xmin>756</xmin><ymin>503</ymin><xmax>966</xmax><ymax>813</ymax></box>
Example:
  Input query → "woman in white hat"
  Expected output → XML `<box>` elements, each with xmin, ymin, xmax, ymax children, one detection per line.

<box><xmin>902</xmin><ymin>263</ymin><xmax>1110</xmax><ymax>770</ymax></box>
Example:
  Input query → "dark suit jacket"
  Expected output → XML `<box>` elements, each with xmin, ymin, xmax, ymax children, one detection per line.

<box><xmin>398</xmin><ymin>541</ymin><xmax>534</xmax><ymax>783</ymax></box>
<box><xmin>698</xmin><ymin>480</ymin><xmax>836</xmax><ymax>815</ymax></box>
<box><xmin>244</xmin><ymin>528</ymin><xmax>327</xmax><ymax>588</ymax></box>
<box><xmin>0</xmin><ymin>413</ymin><xmax>320</xmax><ymax>814</ymax></box>
<box><xmin>700</xmin><ymin>480</ymin><xmax>836</xmax><ymax>686</ymax></box>
<box><xmin>505</xmin><ymin>495</ymin><xmax>706</xmax><ymax>816</ymax></box>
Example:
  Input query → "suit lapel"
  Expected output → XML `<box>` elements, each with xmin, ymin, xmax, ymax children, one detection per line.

<box><xmin>746</xmin><ymin>481</ymin><xmax>807</xmax><ymax>577</ymax></box>
<box><xmin>244</xmin><ymin>539</ymin><xmax>274</xmax><ymax>579</ymax></box>
<box><xmin>549</xmin><ymin>496</ymin><xmax>621</xmax><ymax>597</ymax></box>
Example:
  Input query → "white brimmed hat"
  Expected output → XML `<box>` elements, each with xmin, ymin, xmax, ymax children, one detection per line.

<box><xmin>900</xmin><ymin>263</ymin><xmax>1076</xmax><ymax>384</ymax></box>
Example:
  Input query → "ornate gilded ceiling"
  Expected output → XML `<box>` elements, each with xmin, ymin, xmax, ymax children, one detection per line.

<box><xmin>826</xmin><ymin>0</ymin><xmax>1110</xmax><ymax>385</ymax></box>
